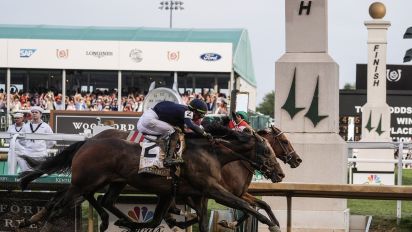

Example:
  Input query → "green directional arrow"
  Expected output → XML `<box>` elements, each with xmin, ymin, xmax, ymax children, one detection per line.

<box><xmin>281</xmin><ymin>68</ymin><xmax>305</xmax><ymax>119</ymax></box>
<box><xmin>304</xmin><ymin>76</ymin><xmax>328</xmax><ymax>127</ymax></box>
<box><xmin>375</xmin><ymin>114</ymin><xmax>385</xmax><ymax>135</ymax></box>
<box><xmin>365</xmin><ymin>111</ymin><xmax>374</xmax><ymax>132</ymax></box>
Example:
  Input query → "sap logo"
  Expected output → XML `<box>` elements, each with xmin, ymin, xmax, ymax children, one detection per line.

<box><xmin>20</xmin><ymin>49</ymin><xmax>36</xmax><ymax>58</ymax></box>
<box><xmin>200</xmin><ymin>53</ymin><xmax>221</xmax><ymax>61</ymax></box>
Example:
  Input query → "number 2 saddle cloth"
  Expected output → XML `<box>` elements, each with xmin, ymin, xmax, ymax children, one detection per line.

<box><xmin>126</xmin><ymin>130</ymin><xmax>184</xmax><ymax>177</ymax></box>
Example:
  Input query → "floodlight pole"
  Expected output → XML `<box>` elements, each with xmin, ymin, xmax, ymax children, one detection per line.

<box><xmin>159</xmin><ymin>1</ymin><xmax>184</xmax><ymax>28</ymax></box>
<box><xmin>169</xmin><ymin>6</ymin><xmax>173</xmax><ymax>28</ymax></box>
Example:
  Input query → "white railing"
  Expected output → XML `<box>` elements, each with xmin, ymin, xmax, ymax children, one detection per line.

<box><xmin>0</xmin><ymin>132</ymin><xmax>87</xmax><ymax>175</ymax></box>
<box><xmin>347</xmin><ymin>141</ymin><xmax>412</xmax><ymax>224</ymax></box>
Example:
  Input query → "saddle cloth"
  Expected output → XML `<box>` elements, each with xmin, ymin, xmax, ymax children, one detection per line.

<box><xmin>126</xmin><ymin>130</ymin><xmax>175</xmax><ymax>177</ymax></box>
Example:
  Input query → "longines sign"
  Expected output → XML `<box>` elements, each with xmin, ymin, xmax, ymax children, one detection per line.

<box><xmin>50</xmin><ymin>111</ymin><xmax>141</xmax><ymax>134</ymax></box>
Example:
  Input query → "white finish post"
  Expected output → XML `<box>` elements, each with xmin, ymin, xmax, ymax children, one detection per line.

<box><xmin>356</xmin><ymin>3</ymin><xmax>394</xmax><ymax>178</ymax></box>
<box><xmin>397</xmin><ymin>142</ymin><xmax>403</xmax><ymax>224</ymax></box>
<box><xmin>267</xmin><ymin>1</ymin><xmax>349</xmax><ymax>231</ymax></box>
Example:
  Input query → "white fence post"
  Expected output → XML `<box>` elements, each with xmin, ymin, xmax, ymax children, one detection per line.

<box><xmin>397</xmin><ymin>142</ymin><xmax>403</xmax><ymax>225</ymax></box>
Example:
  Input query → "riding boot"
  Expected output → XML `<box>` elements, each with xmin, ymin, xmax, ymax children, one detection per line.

<box><xmin>163</xmin><ymin>132</ymin><xmax>184</xmax><ymax>167</ymax></box>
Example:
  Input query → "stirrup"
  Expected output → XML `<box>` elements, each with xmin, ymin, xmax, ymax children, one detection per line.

<box><xmin>164</xmin><ymin>157</ymin><xmax>184</xmax><ymax>167</ymax></box>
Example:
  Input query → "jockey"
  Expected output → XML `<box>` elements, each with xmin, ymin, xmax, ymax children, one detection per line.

<box><xmin>137</xmin><ymin>99</ymin><xmax>213</xmax><ymax>166</ymax></box>
<box><xmin>229</xmin><ymin>111</ymin><xmax>251</xmax><ymax>132</ymax></box>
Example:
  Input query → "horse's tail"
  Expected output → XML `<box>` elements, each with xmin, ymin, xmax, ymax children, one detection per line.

<box><xmin>19</xmin><ymin>140</ymin><xmax>86</xmax><ymax>190</ymax></box>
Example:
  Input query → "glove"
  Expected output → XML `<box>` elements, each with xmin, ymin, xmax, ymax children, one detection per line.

<box><xmin>204</xmin><ymin>132</ymin><xmax>214</xmax><ymax>141</ymax></box>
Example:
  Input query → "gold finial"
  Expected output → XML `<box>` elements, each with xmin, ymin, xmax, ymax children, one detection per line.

<box><xmin>369</xmin><ymin>2</ymin><xmax>386</xmax><ymax>19</ymax></box>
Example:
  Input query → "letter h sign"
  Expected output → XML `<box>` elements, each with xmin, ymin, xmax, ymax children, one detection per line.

<box><xmin>299</xmin><ymin>1</ymin><xmax>312</xmax><ymax>15</ymax></box>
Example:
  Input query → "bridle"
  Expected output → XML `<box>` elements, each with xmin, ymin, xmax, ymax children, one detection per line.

<box><xmin>270</xmin><ymin>125</ymin><xmax>296</xmax><ymax>164</ymax></box>
<box><xmin>214</xmin><ymin>131</ymin><xmax>276</xmax><ymax>180</ymax></box>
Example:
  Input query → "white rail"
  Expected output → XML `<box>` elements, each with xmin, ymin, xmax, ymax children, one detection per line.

<box><xmin>0</xmin><ymin>132</ymin><xmax>87</xmax><ymax>175</ymax></box>
<box><xmin>347</xmin><ymin>141</ymin><xmax>411</xmax><ymax>225</ymax></box>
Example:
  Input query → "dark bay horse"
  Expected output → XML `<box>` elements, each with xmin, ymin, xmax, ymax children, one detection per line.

<box><xmin>19</xmin><ymin>125</ymin><xmax>300</xmax><ymax>231</ymax></box>
<box><xmin>19</xmin><ymin>126</ymin><xmax>285</xmax><ymax>232</ymax></box>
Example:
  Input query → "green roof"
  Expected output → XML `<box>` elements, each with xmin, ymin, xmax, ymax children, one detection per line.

<box><xmin>0</xmin><ymin>24</ymin><xmax>256</xmax><ymax>86</ymax></box>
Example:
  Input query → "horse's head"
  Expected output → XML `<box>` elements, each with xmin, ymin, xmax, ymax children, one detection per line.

<box><xmin>257</xmin><ymin>125</ymin><xmax>302</xmax><ymax>168</ymax></box>
<box><xmin>249</xmin><ymin>130</ymin><xmax>285</xmax><ymax>183</ymax></box>
<box><xmin>204</xmin><ymin>123</ymin><xmax>285</xmax><ymax>182</ymax></box>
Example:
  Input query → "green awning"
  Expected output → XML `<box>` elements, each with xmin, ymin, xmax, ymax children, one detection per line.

<box><xmin>0</xmin><ymin>24</ymin><xmax>256</xmax><ymax>86</ymax></box>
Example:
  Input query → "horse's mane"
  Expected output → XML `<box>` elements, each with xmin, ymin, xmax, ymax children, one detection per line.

<box><xmin>203</xmin><ymin>121</ymin><xmax>250</xmax><ymax>142</ymax></box>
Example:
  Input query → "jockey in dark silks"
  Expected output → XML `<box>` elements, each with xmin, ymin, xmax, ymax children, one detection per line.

<box><xmin>137</xmin><ymin>99</ymin><xmax>212</xmax><ymax>166</ymax></box>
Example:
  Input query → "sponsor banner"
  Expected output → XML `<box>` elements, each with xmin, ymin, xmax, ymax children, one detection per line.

<box><xmin>119</xmin><ymin>41</ymin><xmax>232</xmax><ymax>72</ymax></box>
<box><xmin>340</xmin><ymin>90</ymin><xmax>412</xmax><ymax>142</ymax></box>
<box><xmin>0</xmin><ymin>192</ymin><xmax>80</xmax><ymax>232</ymax></box>
<box><xmin>50</xmin><ymin>110</ymin><xmax>140</xmax><ymax>134</ymax></box>
<box><xmin>0</xmin><ymin>174</ymin><xmax>71</xmax><ymax>184</ymax></box>
<box><xmin>356</xmin><ymin>64</ymin><xmax>412</xmax><ymax>90</ymax></box>
<box><xmin>352</xmin><ymin>172</ymin><xmax>394</xmax><ymax>185</ymax></box>
<box><xmin>3</xmin><ymin>39</ymin><xmax>232</xmax><ymax>72</ymax></box>
<box><xmin>98</xmin><ymin>196</ymin><xmax>185</xmax><ymax>232</ymax></box>
<box><xmin>7</xmin><ymin>39</ymin><xmax>118</xmax><ymax>70</ymax></box>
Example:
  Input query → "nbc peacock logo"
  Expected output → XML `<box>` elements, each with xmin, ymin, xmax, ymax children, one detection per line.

<box><xmin>364</xmin><ymin>174</ymin><xmax>383</xmax><ymax>185</ymax></box>
<box><xmin>128</xmin><ymin>206</ymin><xmax>154</xmax><ymax>222</ymax></box>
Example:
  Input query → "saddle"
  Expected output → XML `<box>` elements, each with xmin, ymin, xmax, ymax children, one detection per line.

<box><xmin>126</xmin><ymin>129</ymin><xmax>185</xmax><ymax>177</ymax></box>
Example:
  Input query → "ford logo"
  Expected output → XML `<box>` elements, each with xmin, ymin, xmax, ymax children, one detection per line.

<box><xmin>200</xmin><ymin>53</ymin><xmax>221</xmax><ymax>61</ymax></box>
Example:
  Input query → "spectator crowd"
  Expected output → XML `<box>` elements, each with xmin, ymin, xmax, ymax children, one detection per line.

<box><xmin>0</xmin><ymin>88</ymin><xmax>230</xmax><ymax>115</ymax></box>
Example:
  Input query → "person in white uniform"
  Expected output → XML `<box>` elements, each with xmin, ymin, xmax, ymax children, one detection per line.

<box><xmin>19</xmin><ymin>106</ymin><xmax>56</xmax><ymax>172</ymax></box>
<box><xmin>6</xmin><ymin>112</ymin><xmax>26</xmax><ymax>174</ymax></box>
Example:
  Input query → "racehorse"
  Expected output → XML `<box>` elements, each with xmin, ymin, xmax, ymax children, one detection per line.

<box><xmin>18</xmin><ymin>125</ymin><xmax>285</xmax><ymax>232</ymax></box>
<box><xmin>19</xmin><ymin>125</ymin><xmax>300</xmax><ymax>231</ymax></box>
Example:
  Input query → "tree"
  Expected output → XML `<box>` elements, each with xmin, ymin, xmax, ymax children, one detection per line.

<box><xmin>256</xmin><ymin>91</ymin><xmax>275</xmax><ymax>116</ymax></box>
<box><xmin>343</xmin><ymin>83</ymin><xmax>355</xmax><ymax>90</ymax></box>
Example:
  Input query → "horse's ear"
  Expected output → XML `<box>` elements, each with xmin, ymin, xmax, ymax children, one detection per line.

<box><xmin>256</xmin><ymin>129</ymin><xmax>268</xmax><ymax>136</ymax></box>
<box><xmin>243</xmin><ymin>128</ymin><xmax>253</xmax><ymax>134</ymax></box>
<box><xmin>252</xmin><ymin>130</ymin><xmax>264</xmax><ymax>142</ymax></box>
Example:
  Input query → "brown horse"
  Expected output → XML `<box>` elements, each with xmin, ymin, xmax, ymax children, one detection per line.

<box><xmin>77</xmin><ymin>125</ymin><xmax>301</xmax><ymax>230</ymax></box>
<box><xmin>19</xmin><ymin>125</ymin><xmax>300</xmax><ymax>231</ymax></box>
<box><xmin>19</xmin><ymin>125</ymin><xmax>285</xmax><ymax>232</ymax></box>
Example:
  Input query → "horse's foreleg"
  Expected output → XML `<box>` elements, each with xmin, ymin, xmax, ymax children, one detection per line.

<box><xmin>196</xmin><ymin>197</ymin><xmax>209</xmax><ymax>232</ymax></box>
<box><xmin>242</xmin><ymin>192</ymin><xmax>280</xmax><ymax>227</ymax></box>
<box><xmin>207</xmin><ymin>184</ymin><xmax>281</xmax><ymax>232</ymax></box>
<box><xmin>100</xmin><ymin>182</ymin><xmax>136</xmax><ymax>226</ymax></box>
<box><xmin>84</xmin><ymin>193</ymin><xmax>109</xmax><ymax>232</ymax></box>
<box><xmin>164</xmin><ymin>197</ymin><xmax>198</xmax><ymax>229</ymax></box>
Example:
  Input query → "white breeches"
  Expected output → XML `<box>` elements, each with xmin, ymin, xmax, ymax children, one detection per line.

<box><xmin>137</xmin><ymin>108</ymin><xmax>175</xmax><ymax>137</ymax></box>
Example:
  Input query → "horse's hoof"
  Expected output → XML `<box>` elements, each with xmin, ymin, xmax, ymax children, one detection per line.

<box><xmin>269</xmin><ymin>225</ymin><xmax>282</xmax><ymax>232</ymax></box>
<box><xmin>219</xmin><ymin>220</ymin><xmax>238</xmax><ymax>229</ymax></box>
<box><xmin>18</xmin><ymin>219</ymin><xmax>29</xmax><ymax>228</ymax></box>
<box><xmin>218</xmin><ymin>220</ymin><xmax>238</xmax><ymax>229</ymax></box>
<box><xmin>218</xmin><ymin>220</ymin><xmax>229</xmax><ymax>228</ymax></box>
<box><xmin>114</xmin><ymin>219</ymin><xmax>132</xmax><ymax>230</ymax></box>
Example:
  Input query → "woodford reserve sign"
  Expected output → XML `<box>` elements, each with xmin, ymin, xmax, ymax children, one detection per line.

<box><xmin>0</xmin><ymin>191</ymin><xmax>80</xmax><ymax>231</ymax></box>
<box><xmin>50</xmin><ymin>110</ymin><xmax>141</xmax><ymax>134</ymax></box>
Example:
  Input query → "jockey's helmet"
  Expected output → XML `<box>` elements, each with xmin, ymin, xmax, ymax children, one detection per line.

<box><xmin>188</xmin><ymin>99</ymin><xmax>207</xmax><ymax>117</ymax></box>
<box><xmin>236</xmin><ymin>111</ymin><xmax>249</xmax><ymax>123</ymax></box>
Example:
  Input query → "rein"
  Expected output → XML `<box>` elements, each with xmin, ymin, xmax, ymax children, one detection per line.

<box><xmin>212</xmin><ymin>137</ymin><xmax>268</xmax><ymax>177</ymax></box>
<box><xmin>271</xmin><ymin>126</ymin><xmax>296</xmax><ymax>164</ymax></box>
